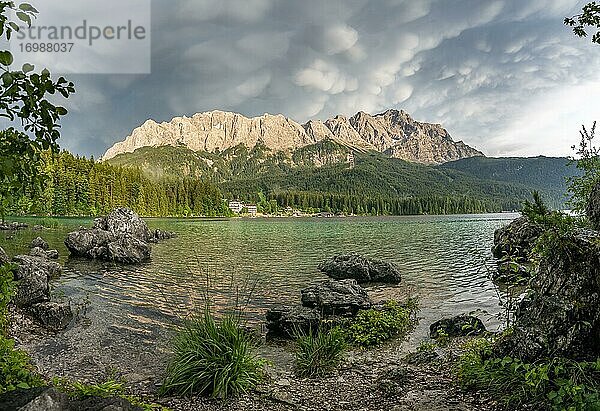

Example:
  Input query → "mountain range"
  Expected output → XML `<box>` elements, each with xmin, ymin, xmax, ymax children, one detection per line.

<box><xmin>102</xmin><ymin>109</ymin><xmax>483</xmax><ymax>165</ymax></box>
<box><xmin>103</xmin><ymin>109</ymin><xmax>579</xmax><ymax>213</ymax></box>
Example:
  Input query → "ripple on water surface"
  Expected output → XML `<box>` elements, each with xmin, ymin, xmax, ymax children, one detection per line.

<box><xmin>0</xmin><ymin>214</ymin><xmax>515</xmax><ymax>375</ymax></box>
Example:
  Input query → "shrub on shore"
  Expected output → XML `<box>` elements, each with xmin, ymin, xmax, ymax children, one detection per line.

<box><xmin>341</xmin><ymin>299</ymin><xmax>418</xmax><ymax>347</ymax></box>
<box><xmin>294</xmin><ymin>327</ymin><xmax>347</xmax><ymax>377</ymax></box>
<box><xmin>160</xmin><ymin>306</ymin><xmax>264</xmax><ymax>399</ymax></box>
<box><xmin>457</xmin><ymin>337</ymin><xmax>600</xmax><ymax>410</ymax></box>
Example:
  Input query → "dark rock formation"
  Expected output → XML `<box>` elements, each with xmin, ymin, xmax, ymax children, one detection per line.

<box><xmin>429</xmin><ymin>315</ymin><xmax>487</xmax><ymax>338</ymax></box>
<box><xmin>0</xmin><ymin>387</ymin><xmax>143</xmax><ymax>411</ymax></box>
<box><xmin>318</xmin><ymin>253</ymin><xmax>402</xmax><ymax>284</ymax></box>
<box><xmin>13</xmin><ymin>255</ymin><xmax>62</xmax><ymax>279</ymax></box>
<box><xmin>492</xmin><ymin>260</ymin><xmax>531</xmax><ymax>285</ymax></box>
<box><xmin>11</xmin><ymin>255</ymin><xmax>63</xmax><ymax>308</ymax></box>
<box><xmin>30</xmin><ymin>236</ymin><xmax>49</xmax><ymax>251</ymax></box>
<box><xmin>64</xmin><ymin>208</ymin><xmax>168</xmax><ymax>264</ymax></box>
<box><xmin>587</xmin><ymin>181</ymin><xmax>600</xmax><ymax>230</ymax></box>
<box><xmin>492</xmin><ymin>216</ymin><xmax>542</xmax><ymax>260</ymax></box>
<box><xmin>29</xmin><ymin>247</ymin><xmax>59</xmax><ymax>260</ymax></box>
<box><xmin>28</xmin><ymin>302</ymin><xmax>73</xmax><ymax>331</ymax></box>
<box><xmin>301</xmin><ymin>279</ymin><xmax>371</xmax><ymax>316</ymax></box>
<box><xmin>495</xmin><ymin>230</ymin><xmax>600</xmax><ymax>361</ymax></box>
<box><xmin>0</xmin><ymin>221</ymin><xmax>27</xmax><ymax>231</ymax></box>
<box><xmin>265</xmin><ymin>305</ymin><xmax>321</xmax><ymax>337</ymax></box>
<box><xmin>93</xmin><ymin>208</ymin><xmax>152</xmax><ymax>242</ymax></box>
<box><xmin>0</xmin><ymin>246</ymin><xmax>9</xmax><ymax>265</ymax></box>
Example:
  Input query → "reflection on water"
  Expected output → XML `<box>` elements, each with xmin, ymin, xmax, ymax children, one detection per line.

<box><xmin>0</xmin><ymin>214</ymin><xmax>515</xmax><ymax>374</ymax></box>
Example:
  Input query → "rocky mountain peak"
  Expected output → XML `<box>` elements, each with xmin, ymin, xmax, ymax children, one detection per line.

<box><xmin>102</xmin><ymin>109</ymin><xmax>484</xmax><ymax>164</ymax></box>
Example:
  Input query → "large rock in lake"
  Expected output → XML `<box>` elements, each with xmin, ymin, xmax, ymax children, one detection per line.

<box><xmin>93</xmin><ymin>207</ymin><xmax>152</xmax><ymax>242</ymax></box>
<box><xmin>265</xmin><ymin>305</ymin><xmax>321</xmax><ymax>337</ymax></box>
<box><xmin>64</xmin><ymin>208</ymin><xmax>161</xmax><ymax>264</ymax></box>
<box><xmin>30</xmin><ymin>236</ymin><xmax>49</xmax><ymax>251</ymax></box>
<box><xmin>28</xmin><ymin>302</ymin><xmax>73</xmax><ymax>331</ymax></box>
<box><xmin>492</xmin><ymin>216</ymin><xmax>542</xmax><ymax>260</ymax></box>
<box><xmin>587</xmin><ymin>181</ymin><xmax>600</xmax><ymax>231</ymax></box>
<box><xmin>10</xmin><ymin>255</ymin><xmax>62</xmax><ymax>308</ymax></box>
<box><xmin>495</xmin><ymin>230</ymin><xmax>600</xmax><ymax>361</ymax></box>
<box><xmin>301</xmin><ymin>279</ymin><xmax>371</xmax><ymax>316</ymax></box>
<box><xmin>318</xmin><ymin>253</ymin><xmax>402</xmax><ymax>284</ymax></box>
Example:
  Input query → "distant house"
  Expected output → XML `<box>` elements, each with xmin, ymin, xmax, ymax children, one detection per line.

<box><xmin>228</xmin><ymin>200</ymin><xmax>257</xmax><ymax>215</ymax></box>
<box><xmin>228</xmin><ymin>200</ymin><xmax>243</xmax><ymax>214</ymax></box>
<box><xmin>246</xmin><ymin>204</ymin><xmax>258</xmax><ymax>215</ymax></box>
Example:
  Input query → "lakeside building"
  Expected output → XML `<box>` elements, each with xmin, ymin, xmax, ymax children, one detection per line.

<box><xmin>228</xmin><ymin>200</ymin><xmax>257</xmax><ymax>216</ymax></box>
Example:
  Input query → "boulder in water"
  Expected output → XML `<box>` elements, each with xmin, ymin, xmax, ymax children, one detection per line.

<box><xmin>30</xmin><ymin>236</ymin><xmax>49</xmax><ymax>251</ymax></box>
<box><xmin>265</xmin><ymin>305</ymin><xmax>321</xmax><ymax>337</ymax></box>
<box><xmin>28</xmin><ymin>301</ymin><xmax>73</xmax><ymax>331</ymax></box>
<box><xmin>318</xmin><ymin>253</ymin><xmax>402</xmax><ymax>284</ymax></box>
<box><xmin>301</xmin><ymin>279</ymin><xmax>371</xmax><ymax>316</ymax></box>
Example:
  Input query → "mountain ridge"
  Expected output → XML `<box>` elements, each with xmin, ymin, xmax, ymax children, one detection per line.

<box><xmin>102</xmin><ymin>109</ymin><xmax>483</xmax><ymax>165</ymax></box>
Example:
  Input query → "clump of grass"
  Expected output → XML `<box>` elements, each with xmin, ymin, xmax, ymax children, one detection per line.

<box><xmin>457</xmin><ymin>337</ymin><xmax>600</xmax><ymax>410</ymax></box>
<box><xmin>294</xmin><ymin>327</ymin><xmax>347</xmax><ymax>377</ymax></box>
<box><xmin>160</xmin><ymin>306</ymin><xmax>264</xmax><ymax>399</ymax></box>
<box><xmin>342</xmin><ymin>299</ymin><xmax>417</xmax><ymax>347</ymax></box>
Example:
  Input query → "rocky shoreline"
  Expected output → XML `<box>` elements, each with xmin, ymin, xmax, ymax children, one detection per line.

<box><xmin>1</xmin><ymin>198</ymin><xmax>599</xmax><ymax>410</ymax></box>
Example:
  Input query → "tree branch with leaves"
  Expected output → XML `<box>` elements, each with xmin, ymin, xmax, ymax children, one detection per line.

<box><xmin>0</xmin><ymin>1</ymin><xmax>75</xmax><ymax>223</ymax></box>
<box><xmin>565</xmin><ymin>2</ymin><xmax>600</xmax><ymax>44</ymax></box>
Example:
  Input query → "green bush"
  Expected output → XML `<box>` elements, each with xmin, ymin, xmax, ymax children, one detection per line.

<box><xmin>160</xmin><ymin>307</ymin><xmax>264</xmax><ymax>399</ymax></box>
<box><xmin>294</xmin><ymin>327</ymin><xmax>347</xmax><ymax>377</ymax></box>
<box><xmin>0</xmin><ymin>335</ymin><xmax>43</xmax><ymax>394</ymax></box>
<box><xmin>342</xmin><ymin>300</ymin><xmax>416</xmax><ymax>347</ymax></box>
<box><xmin>457</xmin><ymin>338</ymin><xmax>600</xmax><ymax>410</ymax></box>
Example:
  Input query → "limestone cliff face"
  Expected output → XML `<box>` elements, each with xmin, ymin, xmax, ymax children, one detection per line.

<box><xmin>102</xmin><ymin>109</ymin><xmax>483</xmax><ymax>164</ymax></box>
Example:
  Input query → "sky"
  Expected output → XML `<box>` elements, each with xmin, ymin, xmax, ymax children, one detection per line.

<box><xmin>12</xmin><ymin>0</ymin><xmax>600</xmax><ymax>158</ymax></box>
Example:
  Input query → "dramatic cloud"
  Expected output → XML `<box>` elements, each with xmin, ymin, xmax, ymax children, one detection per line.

<box><xmin>17</xmin><ymin>0</ymin><xmax>600</xmax><ymax>158</ymax></box>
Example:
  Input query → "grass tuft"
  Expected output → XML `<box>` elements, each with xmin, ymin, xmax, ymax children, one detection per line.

<box><xmin>160</xmin><ymin>306</ymin><xmax>264</xmax><ymax>399</ymax></box>
<box><xmin>294</xmin><ymin>327</ymin><xmax>347</xmax><ymax>378</ymax></box>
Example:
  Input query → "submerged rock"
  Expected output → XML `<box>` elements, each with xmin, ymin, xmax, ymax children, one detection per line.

<box><xmin>429</xmin><ymin>315</ymin><xmax>487</xmax><ymax>339</ymax></box>
<box><xmin>495</xmin><ymin>230</ymin><xmax>600</xmax><ymax>361</ymax></box>
<box><xmin>265</xmin><ymin>305</ymin><xmax>321</xmax><ymax>337</ymax></box>
<box><xmin>491</xmin><ymin>216</ymin><xmax>542</xmax><ymax>260</ymax></box>
<box><xmin>28</xmin><ymin>301</ymin><xmax>74</xmax><ymax>331</ymax></box>
<box><xmin>318</xmin><ymin>253</ymin><xmax>402</xmax><ymax>284</ymax></box>
<box><xmin>301</xmin><ymin>279</ymin><xmax>371</xmax><ymax>316</ymax></box>
<box><xmin>587</xmin><ymin>181</ymin><xmax>600</xmax><ymax>231</ymax></box>
<box><xmin>149</xmin><ymin>229</ymin><xmax>177</xmax><ymax>243</ymax></box>
<box><xmin>30</xmin><ymin>236</ymin><xmax>49</xmax><ymax>251</ymax></box>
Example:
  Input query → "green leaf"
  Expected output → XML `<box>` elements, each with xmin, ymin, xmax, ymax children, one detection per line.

<box><xmin>22</xmin><ymin>63</ymin><xmax>34</xmax><ymax>73</ymax></box>
<box><xmin>19</xmin><ymin>3</ymin><xmax>38</xmax><ymax>13</ymax></box>
<box><xmin>0</xmin><ymin>51</ymin><xmax>14</xmax><ymax>66</ymax></box>
<box><xmin>16</xmin><ymin>11</ymin><xmax>31</xmax><ymax>26</ymax></box>
<box><xmin>56</xmin><ymin>107</ymin><xmax>68</xmax><ymax>116</ymax></box>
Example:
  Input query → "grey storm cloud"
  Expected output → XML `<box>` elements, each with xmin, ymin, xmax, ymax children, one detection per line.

<box><xmin>47</xmin><ymin>0</ymin><xmax>600</xmax><ymax>158</ymax></box>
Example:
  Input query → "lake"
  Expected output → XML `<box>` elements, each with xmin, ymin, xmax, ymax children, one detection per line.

<box><xmin>0</xmin><ymin>213</ymin><xmax>516</xmax><ymax>380</ymax></box>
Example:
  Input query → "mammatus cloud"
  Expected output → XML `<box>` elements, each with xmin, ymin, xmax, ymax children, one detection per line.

<box><xmin>41</xmin><ymin>0</ymin><xmax>600</xmax><ymax>158</ymax></box>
